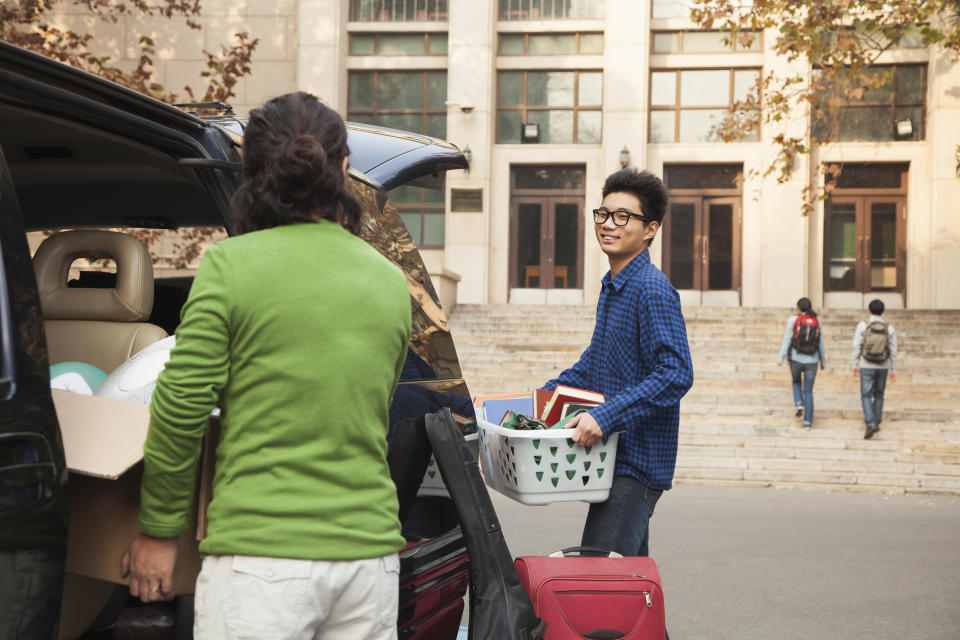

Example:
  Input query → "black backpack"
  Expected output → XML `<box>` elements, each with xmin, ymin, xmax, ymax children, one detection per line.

<box><xmin>790</xmin><ymin>314</ymin><xmax>821</xmax><ymax>355</ymax></box>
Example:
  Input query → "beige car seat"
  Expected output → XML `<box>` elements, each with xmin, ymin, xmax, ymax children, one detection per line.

<box><xmin>33</xmin><ymin>230</ymin><xmax>168</xmax><ymax>373</ymax></box>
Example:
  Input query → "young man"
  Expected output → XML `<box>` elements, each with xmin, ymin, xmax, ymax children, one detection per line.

<box><xmin>541</xmin><ymin>168</ymin><xmax>694</xmax><ymax>558</ymax></box>
<box><xmin>852</xmin><ymin>299</ymin><xmax>898</xmax><ymax>440</ymax></box>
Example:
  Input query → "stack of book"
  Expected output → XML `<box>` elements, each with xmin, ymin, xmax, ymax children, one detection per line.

<box><xmin>474</xmin><ymin>385</ymin><xmax>604</xmax><ymax>429</ymax></box>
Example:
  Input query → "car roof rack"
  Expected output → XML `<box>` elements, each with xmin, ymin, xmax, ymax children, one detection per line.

<box><xmin>173</xmin><ymin>101</ymin><xmax>235</xmax><ymax>116</ymax></box>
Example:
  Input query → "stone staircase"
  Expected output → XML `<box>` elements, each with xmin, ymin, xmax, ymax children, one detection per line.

<box><xmin>448</xmin><ymin>305</ymin><xmax>960</xmax><ymax>495</ymax></box>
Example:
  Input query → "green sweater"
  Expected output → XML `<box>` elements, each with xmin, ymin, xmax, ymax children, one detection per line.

<box><xmin>140</xmin><ymin>222</ymin><xmax>411</xmax><ymax>560</ymax></box>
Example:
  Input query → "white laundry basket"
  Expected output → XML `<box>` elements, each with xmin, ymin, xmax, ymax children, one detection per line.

<box><xmin>477</xmin><ymin>419</ymin><xmax>618</xmax><ymax>506</ymax></box>
<box><xmin>418</xmin><ymin>432</ymin><xmax>478</xmax><ymax>497</ymax></box>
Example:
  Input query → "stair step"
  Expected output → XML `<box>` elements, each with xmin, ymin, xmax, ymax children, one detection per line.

<box><xmin>448</xmin><ymin>305</ymin><xmax>960</xmax><ymax>495</ymax></box>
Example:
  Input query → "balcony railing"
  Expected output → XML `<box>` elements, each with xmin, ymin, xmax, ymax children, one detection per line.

<box><xmin>350</xmin><ymin>0</ymin><xmax>448</xmax><ymax>22</ymax></box>
<box><xmin>499</xmin><ymin>0</ymin><xmax>605</xmax><ymax>20</ymax></box>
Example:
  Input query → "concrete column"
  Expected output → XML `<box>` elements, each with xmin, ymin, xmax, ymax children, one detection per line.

<box><xmin>928</xmin><ymin>48</ymin><xmax>960</xmax><ymax>309</ymax></box>
<box><xmin>298</xmin><ymin>0</ymin><xmax>348</xmax><ymax>111</ymax></box>
<box><xmin>445</xmin><ymin>1</ymin><xmax>495</xmax><ymax>304</ymax></box>
<box><xmin>757</xmin><ymin>29</ymin><xmax>811</xmax><ymax>307</ymax></box>
<box><xmin>597</xmin><ymin>0</ymin><xmax>649</xmax><ymax>304</ymax></box>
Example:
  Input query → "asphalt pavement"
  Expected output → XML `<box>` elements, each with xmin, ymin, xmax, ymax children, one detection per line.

<box><xmin>483</xmin><ymin>484</ymin><xmax>960</xmax><ymax>639</ymax></box>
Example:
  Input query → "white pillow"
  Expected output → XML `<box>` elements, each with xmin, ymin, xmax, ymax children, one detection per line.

<box><xmin>94</xmin><ymin>336</ymin><xmax>176</xmax><ymax>404</ymax></box>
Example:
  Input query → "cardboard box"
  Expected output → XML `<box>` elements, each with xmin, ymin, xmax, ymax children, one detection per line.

<box><xmin>53</xmin><ymin>390</ymin><xmax>207</xmax><ymax>637</ymax></box>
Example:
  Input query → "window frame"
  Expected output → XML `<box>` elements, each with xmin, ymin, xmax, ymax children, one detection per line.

<box><xmin>651</xmin><ymin>30</ymin><xmax>762</xmax><ymax>54</ymax></box>
<box><xmin>813</xmin><ymin>64</ymin><xmax>927</xmax><ymax>142</ymax></box>
<box><xmin>498</xmin><ymin>32</ymin><xmax>604</xmax><ymax>55</ymax></box>
<box><xmin>349</xmin><ymin>32</ymin><xmax>448</xmax><ymax>56</ymax></box>
<box><xmin>648</xmin><ymin>67</ymin><xmax>761</xmax><ymax>143</ymax></box>
<box><xmin>347</xmin><ymin>70</ymin><xmax>448</xmax><ymax>139</ymax></box>
<box><xmin>496</xmin><ymin>69</ymin><xmax>604</xmax><ymax>145</ymax></box>
<box><xmin>393</xmin><ymin>185</ymin><xmax>446</xmax><ymax>249</ymax></box>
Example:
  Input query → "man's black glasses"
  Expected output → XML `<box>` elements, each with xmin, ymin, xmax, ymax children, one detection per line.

<box><xmin>592</xmin><ymin>207</ymin><xmax>653</xmax><ymax>227</ymax></box>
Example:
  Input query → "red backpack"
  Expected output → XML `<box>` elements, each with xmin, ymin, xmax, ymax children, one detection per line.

<box><xmin>790</xmin><ymin>314</ymin><xmax>821</xmax><ymax>355</ymax></box>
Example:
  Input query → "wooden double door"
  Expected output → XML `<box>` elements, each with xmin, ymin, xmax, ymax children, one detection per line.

<box><xmin>510</xmin><ymin>196</ymin><xmax>584</xmax><ymax>290</ymax></box>
<box><xmin>662</xmin><ymin>196</ymin><xmax>741</xmax><ymax>294</ymax></box>
<box><xmin>825</xmin><ymin>196</ymin><xmax>905</xmax><ymax>293</ymax></box>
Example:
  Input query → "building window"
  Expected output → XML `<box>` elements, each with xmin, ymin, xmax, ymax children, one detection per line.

<box><xmin>812</xmin><ymin>65</ymin><xmax>926</xmax><ymax>142</ymax></box>
<box><xmin>350</xmin><ymin>0</ymin><xmax>448</xmax><ymax>22</ymax></box>
<box><xmin>497</xmin><ymin>71</ymin><xmax>603</xmax><ymax>144</ymax></box>
<box><xmin>389</xmin><ymin>184</ymin><xmax>446</xmax><ymax>249</ymax></box>
<box><xmin>350</xmin><ymin>33</ymin><xmax>448</xmax><ymax>55</ymax></box>
<box><xmin>649</xmin><ymin>68</ymin><xmax>760</xmax><ymax>143</ymax></box>
<box><xmin>652</xmin><ymin>31</ymin><xmax>761</xmax><ymax>54</ymax></box>
<box><xmin>347</xmin><ymin>71</ymin><xmax>447</xmax><ymax>139</ymax></box>
<box><xmin>652</xmin><ymin>0</ymin><xmax>694</xmax><ymax>19</ymax></box>
<box><xmin>349</xmin><ymin>72</ymin><xmax>448</xmax><ymax>248</ymax></box>
<box><xmin>499</xmin><ymin>32</ymin><xmax>603</xmax><ymax>55</ymax></box>
<box><xmin>499</xmin><ymin>0</ymin><xmax>605</xmax><ymax>20</ymax></box>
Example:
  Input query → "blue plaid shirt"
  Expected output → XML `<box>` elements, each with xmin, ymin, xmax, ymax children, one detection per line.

<box><xmin>544</xmin><ymin>250</ymin><xmax>694</xmax><ymax>490</ymax></box>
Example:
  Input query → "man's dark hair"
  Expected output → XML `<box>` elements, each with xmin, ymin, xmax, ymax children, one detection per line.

<box><xmin>602</xmin><ymin>169</ymin><xmax>667</xmax><ymax>223</ymax></box>
<box><xmin>868</xmin><ymin>299</ymin><xmax>885</xmax><ymax>315</ymax></box>
<box><xmin>233</xmin><ymin>91</ymin><xmax>363</xmax><ymax>235</ymax></box>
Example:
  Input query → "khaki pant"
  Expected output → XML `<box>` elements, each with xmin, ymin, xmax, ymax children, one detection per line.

<box><xmin>194</xmin><ymin>553</ymin><xmax>399</xmax><ymax>640</ymax></box>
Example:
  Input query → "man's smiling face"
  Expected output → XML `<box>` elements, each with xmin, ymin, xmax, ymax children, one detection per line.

<box><xmin>594</xmin><ymin>191</ymin><xmax>659</xmax><ymax>268</ymax></box>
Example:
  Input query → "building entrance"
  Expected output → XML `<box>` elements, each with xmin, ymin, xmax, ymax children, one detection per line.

<box><xmin>509</xmin><ymin>165</ymin><xmax>585</xmax><ymax>299</ymax></box>
<box><xmin>663</xmin><ymin>164</ymin><xmax>742</xmax><ymax>305</ymax></box>
<box><xmin>823</xmin><ymin>163</ymin><xmax>907</xmax><ymax>307</ymax></box>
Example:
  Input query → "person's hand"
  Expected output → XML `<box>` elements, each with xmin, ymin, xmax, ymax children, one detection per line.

<box><xmin>121</xmin><ymin>533</ymin><xmax>179</xmax><ymax>603</ymax></box>
<box><xmin>821</xmin><ymin>364</ymin><xmax>825</xmax><ymax>371</ymax></box>
<box><xmin>565</xmin><ymin>412</ymin><xmax>604</xmax><ymax>447</ymax></box>
<box><xmin>890</xmin><ymin>372</ymin><xmax>897</xmax><ymax>382</ymax></box>
<box><xmin>853</xmin><ymin>368</ymin><xmax>859</xmax><ymax>377</ymax></box>
<box><xmin>777</xmin><ymin>361</ymin><xmax>783</xmax><ymax>367</ymax></box>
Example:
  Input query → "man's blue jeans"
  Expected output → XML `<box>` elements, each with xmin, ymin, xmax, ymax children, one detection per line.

<box><xmin>860</xmin><ymin>368</ymin><xmax>888</xmax><ymax>427</ymax></box>
<box><xmin>789</xmin><ymin>361</ymin><xmax>818</xmax><ymax>425</ymax></box>
<box><xmin>581</xmin><ymin>474</ymin><xmax>663</xmax><ymax>556</ymax></box>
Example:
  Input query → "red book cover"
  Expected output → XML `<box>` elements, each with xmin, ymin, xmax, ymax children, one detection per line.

<box><xmin>540</xmin><ymin>385</ymin><xmax>604</xmax><ymax>426</ymax></box>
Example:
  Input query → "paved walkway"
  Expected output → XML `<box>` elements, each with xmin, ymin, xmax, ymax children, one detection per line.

<box><xmin>484</xmin><ymin>484</ymin><xmax>960</xmax><ymax>639</ymax></box>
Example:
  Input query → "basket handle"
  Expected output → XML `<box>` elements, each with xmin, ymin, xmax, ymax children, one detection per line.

<box><xmin>547</xmin><ymin>546</ymin><xmax>623</xmax><ymax>558</ymax></box>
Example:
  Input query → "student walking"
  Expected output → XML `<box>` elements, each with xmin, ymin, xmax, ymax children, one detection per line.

<box><xmin>778</xmin><ymin>298</ymin><xmax>826</xmax><ymax>429</ymax></box>
<box><xmin>852</xmin><ymin>299</ymin><xmax>898</xmax><ymax>440</ymax></box>
<box><xmin>121</xmin><ymin>93</ymin><xmax>411</xmax><ymax>639</ymax></box>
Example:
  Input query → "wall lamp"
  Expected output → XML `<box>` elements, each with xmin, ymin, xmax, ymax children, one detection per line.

<box><xmin>619</xmin><ymin>145</ymin><xmax>631</xmax><ymax>169</ymax></box>
<box><xmin>521</xmin><ymin>122</ymin><xmax>540</xmax><ymax>144</ymax></box>
<box><xmin>894</xmin><ymin>117</ymin><xmax>913</xmax><ymax>140</ymax></box>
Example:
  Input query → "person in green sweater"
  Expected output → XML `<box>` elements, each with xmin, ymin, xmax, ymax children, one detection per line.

<box><xmin>121</xmin><ymin>92</ymin><xmax>412</xmax><ymax>639</ymax></box>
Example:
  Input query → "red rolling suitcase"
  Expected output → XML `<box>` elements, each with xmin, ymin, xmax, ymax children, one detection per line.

<box><xmin>514</xmin><ymin>547</ymin><xmax>665</xmax><ymax>640</ymax></box>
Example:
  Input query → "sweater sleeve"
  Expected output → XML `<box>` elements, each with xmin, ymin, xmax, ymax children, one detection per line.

<box><xmin>851</xmin><ymin>321</ymin><xmax>865</xmax><ymax>369</ymax></box>
<box><xmin>139</xmin><ymin>244</ymin><xmax>231</xmax><ymax>537</ymax></box>
<box><xmin>778</xmin><ymin>317</ymin><xmax>794</xmax><ymax>362</ymax></box>
<box><xmin>888</xmin><ymin>324</ymin><xmax>898</xmax><ymax>373</ymax></box>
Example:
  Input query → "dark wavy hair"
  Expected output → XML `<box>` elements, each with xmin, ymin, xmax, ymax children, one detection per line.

<box><xmin>602</xmin><ymin>168</ymin><xmax>667</xmax><ymax>223</ymax></box>
<box><xmin>232</xmin><ymin>92</ymin><xmax>362</xmax><ymax>235</ymax></box>
<box><xmin>797</xmin><ymin>297</ymin><xmax>817</xmax><ymax>317</ymax></box>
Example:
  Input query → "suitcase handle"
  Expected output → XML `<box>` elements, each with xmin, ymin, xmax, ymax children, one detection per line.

<box><xmin>547</xmin><ymin>546</ymin><xmax>624</xmax><ymax>558</ymax></box>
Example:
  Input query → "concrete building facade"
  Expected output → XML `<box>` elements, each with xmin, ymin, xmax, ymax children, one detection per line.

<box><xmin>45</xmin><ymin>0</ymin><xmax>960</xmax><ymax>309</ymax></box>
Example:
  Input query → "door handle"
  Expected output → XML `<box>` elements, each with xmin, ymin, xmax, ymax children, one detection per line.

<box><xmin>702</xmin><ymin>236</ymin><xmax>708</xmax><ymax>265</ymax></box>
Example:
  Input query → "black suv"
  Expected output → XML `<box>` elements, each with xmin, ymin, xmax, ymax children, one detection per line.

<box><xmin>0</xmin><ymin>41</ymin><xmax>473</xmax><ymax>639</ymax></box>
